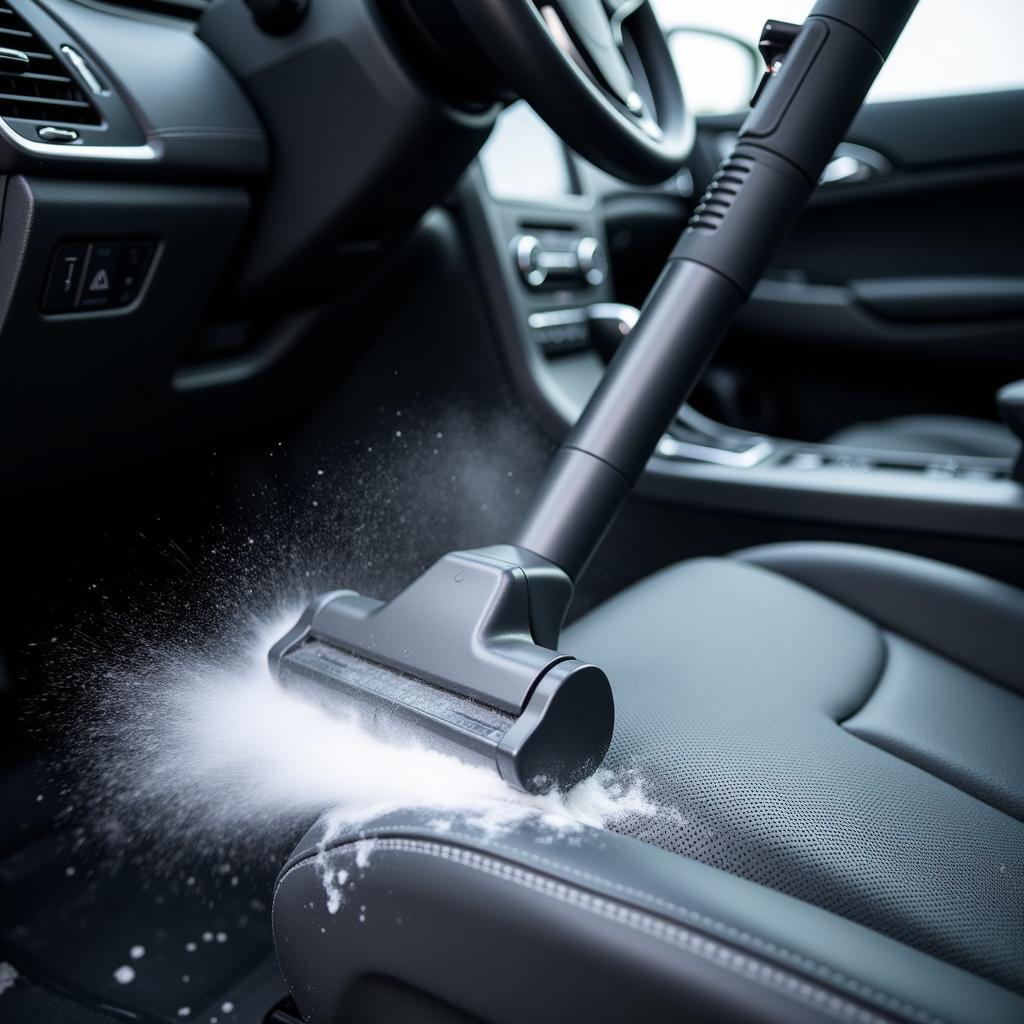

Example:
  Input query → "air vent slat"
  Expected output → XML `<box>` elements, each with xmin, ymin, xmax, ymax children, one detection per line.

<box><xmin>0</xmin><ymin>5</ymin><xmax>101</xmax><ymax>127</ymax></box>
<box><xmin>0</xmin><ymin>92</ymin><xmax>90</xmax><ymax>108</ymax></box>
<box><xmin>20</xmin><ymin>71</ymin><xmax>72</xmax><ymax>84</ymax></box>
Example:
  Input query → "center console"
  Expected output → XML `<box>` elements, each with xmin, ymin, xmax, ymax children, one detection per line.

<box><xmin>461</xmin><ymin>102</ymin><xmax>1024</xmax><ymax>547</ymax></box>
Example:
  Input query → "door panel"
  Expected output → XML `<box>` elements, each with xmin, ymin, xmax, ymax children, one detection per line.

<box><xmin>684</xmin><ymin>89</ymin><xmax>1024</xmax><ymax>441</ymax></box>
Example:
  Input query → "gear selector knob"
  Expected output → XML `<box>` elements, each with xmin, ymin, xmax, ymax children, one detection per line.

<box><xmin>996</xmin><ymin>379</ymin><xmax>1024</xmax><ymax>482</ymax></box>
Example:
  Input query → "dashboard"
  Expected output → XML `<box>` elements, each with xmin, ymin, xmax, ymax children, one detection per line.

<box><xmin>468</xmin><ymin>100</ymin><xmax>695</xmax><ymax>433</ymax></box>
<box><xmin>0</xmin><ymin>0</ymin><xmax>701</xmax><ymax>492</ymax></box>
<box><xmin>0</xmin><ymin>0</ymin><xmax>700</xmax><ymax>494</ymax></box>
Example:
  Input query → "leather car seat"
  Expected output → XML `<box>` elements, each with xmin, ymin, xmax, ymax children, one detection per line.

<box><xmin>827</xmin><ymin>416</ymin><xmax>1017</xmax><ymax>458</ymax></box>
<box><xmin>272</xmin><ymin>543</ymin><xmax>1024</xmax><ymax>1024</ymax></box>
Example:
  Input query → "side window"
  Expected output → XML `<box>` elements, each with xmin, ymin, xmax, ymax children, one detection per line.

<box><xmin>655</xmin><ymin>0</ymin><xmax>1024</xmax><ymax>115</ymax></box>
<box><xmin>870</xmin><ymin>0</ymin><xmax>1024</xmax><ymax>103</ymax></box>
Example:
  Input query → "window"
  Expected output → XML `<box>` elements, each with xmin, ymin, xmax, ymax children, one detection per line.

<box><xmin>655</xmin><ymin>0</ymin><xmax>1024</xmax><ymax>107</ymax></box>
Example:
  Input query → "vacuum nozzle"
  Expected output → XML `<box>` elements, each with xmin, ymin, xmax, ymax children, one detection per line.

<box><xmin>269</xmin><ymin>546</ymin><xmax>614</xmax><ymax>794</ymax></box>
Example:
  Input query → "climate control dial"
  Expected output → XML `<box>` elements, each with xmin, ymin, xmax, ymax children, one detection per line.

<box><xmin>575</xmin><ymin>236</ymin><xmax>608</xmax><ymax>286</ymax></box>
<box><xmin>513</xmin><ymin>234</ymin><xmax>547</xmax><ymax>287</ymax></box>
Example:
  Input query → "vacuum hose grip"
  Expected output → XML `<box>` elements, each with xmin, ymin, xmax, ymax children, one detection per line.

<box><xmin>515</xmin><ymin>0</ymin><xmax>918</xmax><ymax>583</ymax></box>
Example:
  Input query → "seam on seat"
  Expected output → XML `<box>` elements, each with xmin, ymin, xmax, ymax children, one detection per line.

<box><xmin>837</xmin><ymin>632</ymin><xmax>892</xmax><ymax>727</ymax></box>
<box><xmin>730</xmin><ymin>550</ymin><xmax>1020</xmax><ymax>693</ymax></box>
<box><xmin>839</xmin><ymin>633</ymin><xmax>1024</xmax><ymax>824</ymax></box>
<box><xmin>278</xmin><ymin>838</ymin><xmax>902</xmax><ymax>1024</ymax></box>
<box><xmin>276</xmin><ymin>829</ymin><xmax>946</xmax><ymax>1024</ymax></box>
<box><xmin>839</xmin><ymin>721</ymin><xmax>1024</xmax><ymax>825</ymax></box>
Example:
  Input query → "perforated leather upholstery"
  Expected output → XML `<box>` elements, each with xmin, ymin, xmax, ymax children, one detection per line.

<box><xmin>273</xmin><ymin>543</ymin><xmax>1024</xmax><ymax>1023</ymax></box>
<box><xmin>563</xmin><ymin>544</ymin><xmax>1024</xmax><ymax>994</ymax></box>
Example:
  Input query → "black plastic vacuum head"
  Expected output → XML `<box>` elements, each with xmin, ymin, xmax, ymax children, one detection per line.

<box><xmin>269</xmin><ymin>545</ymin><xmax>614</xmax><ymax>794</ymax></box>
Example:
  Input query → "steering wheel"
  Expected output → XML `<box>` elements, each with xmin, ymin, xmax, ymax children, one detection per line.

<box><xmin>452</xmin><ymin>0</ymin><xmax>695</xmax><ymax>184</ymax></box>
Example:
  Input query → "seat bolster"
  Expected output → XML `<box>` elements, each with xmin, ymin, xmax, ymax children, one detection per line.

<box><xmin>734</xmin><ymin>543</ymin><xmax>1024</xmax><ymax>692</ymax></box>
<box><xmin>273</xmin><ymin>811</ymin><xmax>1024</xmax><ymax>1024</ymax></box>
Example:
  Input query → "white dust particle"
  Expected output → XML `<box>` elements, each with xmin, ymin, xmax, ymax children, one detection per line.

<box><xmin>0</xmin><ymin>963</ymin><xmax>17</xmax><ymax>996</ymax></box>
<box><xmin>129</xmin><ymin>945</ymin><xmax>145</xmax><ymax>960</ymax></box>
<box><xmin>354</xmin><ymin>839</ymin><xmax>375</xmax><ymax>869</ymax></box>
<box><xmin>221</xmin><ymin>1002</ymin><xmax>235</xmax><ymax>1013</ymax></box>
<box><xmin>201</xmin><ymin>932</ymin><xmax>213</xmax><ymax>943</ymax></box>
<box><xmin>113</xmin><ymin>965</ymin><xmax>135</xmax><ymax>985</ymax></box>
<box><xmin>64</xmin><ymin>866</ymin><xmax>76</xmax><ymax>877</ymax></box>
<box><xmin>185</xmin><ymin>942</ymin><xmax>197</xmax><ymax>952</ymax></box>
<box><xmin>177</xmin><ymin>1008</ymin><xmax>190</xmax><ymax>1018</ymax></box>
<box><xmin>71</xmin><ymin>611</ymin><xmax>669</xmax><ymax>922</ymax></box>
<box><xmin>72</xmin><ymin>613</ymin><xmax>659</xmax><ymax>843</ymax></box>
<box><xmin>322</xmin><ymin>862</ymin><xmax>345</xmax><ymax>915</ymax></box>
<box><xmin>215</xmin><ymin>932</ymin><xmax>227</xmax><ymax>943</ymax></box>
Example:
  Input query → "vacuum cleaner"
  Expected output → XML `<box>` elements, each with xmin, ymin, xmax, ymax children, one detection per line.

<box><xmin>271</xmin><ymin>0</ymin><xmax>918</xmax><ymax>793</ymax></box>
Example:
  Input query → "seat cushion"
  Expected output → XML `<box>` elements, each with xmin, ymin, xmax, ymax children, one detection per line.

<box><xmin>272</xmin><ymin>544</ymin><xmax>1024</xmax><ymax>1024</ymax></box>
<box><xmin>826</xmin><ymin>415</ymin><xmax>1017</xmax><ymax>458</ymax></box>
<box><xmin>561</xmin><ymin>544</ymin><xmax>1024</xmax><ymax>994</ymax></box>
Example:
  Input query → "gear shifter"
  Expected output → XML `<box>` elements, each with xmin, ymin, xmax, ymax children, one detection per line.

<box><xmin>997</xmin><ymin>379</ymin><xmax>1024</xmax><ymax>482</ymax></box>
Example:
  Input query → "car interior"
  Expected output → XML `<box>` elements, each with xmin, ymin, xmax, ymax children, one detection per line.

<box><xmin>1</xmin><ymin>0</ymin><xmax>1022</xmax><ymax>1022</ymax></box>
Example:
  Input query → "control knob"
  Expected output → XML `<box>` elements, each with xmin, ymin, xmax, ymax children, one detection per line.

<box><xmin>513</xmin><ymin>235</ymin><xmax>547</xmax><ymax>287</ymax></box>
<box><xmin>576</xmin><ymin>236</ymin><xmax>608</xmax><ymax>286</ymax></box>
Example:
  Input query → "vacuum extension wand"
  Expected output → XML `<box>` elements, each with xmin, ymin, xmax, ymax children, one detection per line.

<box><xmin>271</xmin><ymin>0</ymin><xmax>918</xmax><ymax>794</ymax></box>
<box><xmin>517</xmin><ymin>0</ymin><xmax>920</xmax><ymax>582</ymax></box>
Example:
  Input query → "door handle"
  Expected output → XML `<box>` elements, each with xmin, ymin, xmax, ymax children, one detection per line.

<box><xmin>818</xmin><ymin>143</ymin><xmax>891</xmax><ymax>186</ymax></box>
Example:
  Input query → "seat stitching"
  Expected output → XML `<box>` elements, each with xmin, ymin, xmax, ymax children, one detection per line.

<box><xmin>278</xmin><ymin>838</ymin><xmax>903</xmax><ymax>1024</ymax></box>
<box><xmin>277</xmin><ymin>827</ymin><xmax>946</xmax><ymax>1024</ymax></box>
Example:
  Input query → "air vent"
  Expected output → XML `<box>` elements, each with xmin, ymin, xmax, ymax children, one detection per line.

<box><xmin>686</xmin><ymin>154</ymin><xmax>753</xmax><ymax>233</ymax></box>
<box><xmin>0</xmin><ymin>4</ymin><xmax>101</xmax><ymax>126</ymax></box>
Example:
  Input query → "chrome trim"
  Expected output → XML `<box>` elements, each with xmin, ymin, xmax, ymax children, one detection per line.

<box><xmin>587</xmin><ymin>301</ymin><xmax>638</xmax><ymax>331</ymax></box>
<box><xmin>60</xmin><ymin>45</ymin><xmax>105</xmax><ymax>95</ymax></box>
<box><xmin>37</xmin><ymin>125</ymin><xmax>78</xmax><ymax>143</ymax></box>
<box><xmin>528</xmin><ymin>303</ymin><xmax>639</xmax><ymax>333</ymax></box>
<box><xmin>528</xmin><ymin>308</ymin><xmax>587</xmax><ymax>330</ymax></box>
<box><xmin>0</xmin><ymin>115</ymin><xmax>159</xmax><ymax>161</ymax></box>
<box><xmin>537</xmin><ymin>249</ymin><xmax>577</xmax><ymax>271</ymax></box>
<box><xmin>818</xmin><ymin>142</ymin><xmax>891</xmax><ymax>186</ymax></box>
<box><xmin>657</xmin><ymin>434</ymin><xmax>774</xmax><ymax>468</ymax></box>
<box><xmin>0</xmin><ymin>46</ymin><xmax>30</xmax><ymax>69</ymax></box>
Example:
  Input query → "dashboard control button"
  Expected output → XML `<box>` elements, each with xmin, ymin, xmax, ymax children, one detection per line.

<box><xmin>41</xmin><ymin>242</ymin><xmax>87</xmax><ymax>313</ymax></box>
<box><xmin>37</xmin><ymin>126</ymin><xmax>78</xmax><ymax>144</ymax></box>
<box><xmin>513</xmin><ymin>234</ymin><xmax>547</xmax><ymax>287</ymax></box>
<box><xmin>78</xmin><ymin>242</ymin><xmax>121</xmax><ymax>310</ymax></box>
<box><xmin>114</xmin><ymin>241</ymin><xmax>154</xmax><ymax>306</ymax></box>
<box><xmin>576</xmin><ymin>236</ymin><xmax>608</xmax><ymax>286</ymax></box>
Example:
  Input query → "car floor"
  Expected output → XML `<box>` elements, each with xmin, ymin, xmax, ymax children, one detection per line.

<box><xmin>0</xmin><ymin>756</ymin><xmax>293</xmax><ymax>1024</ymax></box>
